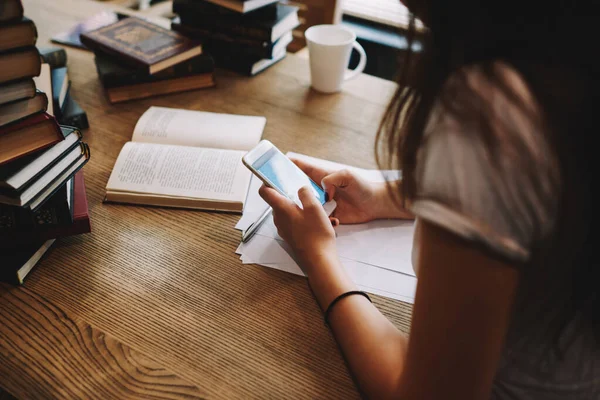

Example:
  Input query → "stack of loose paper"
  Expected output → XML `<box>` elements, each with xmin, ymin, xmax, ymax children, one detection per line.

<box><xmin>235</xmin><ymin>153</ymin><xmax>418</xmax><ymax>303</ymax></box>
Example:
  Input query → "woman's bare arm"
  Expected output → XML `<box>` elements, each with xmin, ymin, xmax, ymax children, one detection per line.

<box><xmin>318</xmin><ymin>221</ymin><xmax>519</xmax><ymax>399</ymax></box>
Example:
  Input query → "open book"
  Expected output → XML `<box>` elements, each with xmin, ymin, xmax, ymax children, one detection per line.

<box><xmin>104</xmin><ymin>106</ymin><xmax>266</xmax><ymax>212</ymax></box>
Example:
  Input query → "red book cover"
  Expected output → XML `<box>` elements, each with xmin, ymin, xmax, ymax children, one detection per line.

<box><xmin>71</xmin><ymin>170</ymin><xmax>91</xmax><ymax>234</ymax></box>
<box><xmin>0</xmin><ymin>108</ymin><xmax>51</xmax><ymax>137</ymax></box>
<box><xmin>0</xmin><ymin>171</ymin><xmax>91</xmax><ymax>246</ymax></box>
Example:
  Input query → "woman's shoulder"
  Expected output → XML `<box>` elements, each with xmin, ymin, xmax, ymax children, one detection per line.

<box><xmin>414</xmin><ymin>61</ymin><xmax>561</xmax><ymax>263</ymax></box>
<box><xmin>428</xmin><ymin>60</ymin><xmax>552</xmax><ymax>165</ymax></box>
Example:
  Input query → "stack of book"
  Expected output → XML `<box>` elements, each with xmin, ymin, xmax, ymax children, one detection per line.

<box><xmin>81</xmin><ymin>17</ymin><xmax>215</xmax><ymax>103</ymax></box>
<box><xmin>1</xmin><ymin>0</ymin><xmax>91</xmax><ymax>284</ymax></box>
<box><xmin>171</xmin><ymin>0</ymin><xmax>299</xmax><ymax>76</ymax></box>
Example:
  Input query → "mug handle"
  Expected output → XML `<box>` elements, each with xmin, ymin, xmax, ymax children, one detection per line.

<box><xmin>345</xmin><ymin>41</ymin><xmax>367</xmax><ymax>81</ymax></box>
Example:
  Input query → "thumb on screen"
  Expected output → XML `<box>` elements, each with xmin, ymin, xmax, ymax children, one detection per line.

<box><xmin>298</xmin><ymin>185</ymin><xmax>320</xmax><ymax>210</ymax></box>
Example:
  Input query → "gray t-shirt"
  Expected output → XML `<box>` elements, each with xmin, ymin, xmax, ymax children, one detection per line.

<box><xmin>410</xmin><ymin>63</ymin><xmax>599</xmax><ymax>399</ymax></box>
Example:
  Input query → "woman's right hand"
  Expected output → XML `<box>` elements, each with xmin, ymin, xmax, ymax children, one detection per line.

<box><xmin>292</xmin><ymin>158</ymin><xmax>413</xmax><ymax>224</ymax></box>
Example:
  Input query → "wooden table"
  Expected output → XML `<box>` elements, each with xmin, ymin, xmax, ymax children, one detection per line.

<box><xmin>0</xmin><ymin>1</ymin><xmax>412</xmax><ymax>398</ymax></box>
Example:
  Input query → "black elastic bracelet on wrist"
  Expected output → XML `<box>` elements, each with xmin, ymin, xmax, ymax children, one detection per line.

<box><xmin>324</xmin><ymin>290</ymin><xmax>372</xmax><ymax>326</ymax></box>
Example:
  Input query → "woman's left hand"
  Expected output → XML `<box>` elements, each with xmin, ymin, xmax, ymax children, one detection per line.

<box><xmin>258</xmin><ymin>185</ymin><xmax>337</xmax><ymax>275</ymax></box>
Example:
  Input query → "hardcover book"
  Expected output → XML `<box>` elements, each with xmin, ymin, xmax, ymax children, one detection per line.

<box><xmin>0</xmin><ymin>47</ymin><xmax>41</xmax><ymax>85</ymax></box>
<box><xmin>95</xmin><ymin>53</ymin><xmax>215</xmax><ymax>103</ymax></box>
<box><xmin>0</xmin><ymin>92</ymin><xmax>48</xmax><ymax>128</ymax></box>
<box><xmin>95</xmin><ymin>53</ymin><xmax>214</xmax><ymax>88</ymax></box>
<box><xmin>179</xmin><ymin>3</ymin><xmax>299</xmax><ymax>42</ymax></box>
<box><xmin>0</xmin><ymin>142</ymin><xmax>90</xmax><ymax>209</ymax></box>
<box><xmin>0</xmin><ymin>126</ymin><xmax>82</xmax><ymax>192</ymax></box>
<box><xmin>0</xmin><ymin>0</ymin><xmax>23</xmax><ymax>24</ymax></box>
<box><xmin>0</xmin><ymin>17</ymin><xmax>37</xmax><ymax>53</ymax></box>
<box><xmin>172</xmin><ymin>21</ymin><xmax>268</xmax><ymax>58</ymax></box>
<box><xmin>212</xmin><ymin>48</ymin><xmax>286</xmax><ymax>76</ymax></box>
<box><xmin>172</xmin><ymin>21</ymin><xmax>292</xmax><ymax>60</ymax></box>
<box><xmin>80</xmin><ymin>17</ymin><xmax>202</xmax><ymax>75</ymax></box>
<box><xmin>0</xmin><ymin>79</ymin><xmax>36</xmax><ymax>106</ymax></box>
<box><xmin>0</xmin><ymin>239</ymin><xmax>55</xmax><ymax>285</ymax></box>
<box><xmin>0</xmin><ymin>171</ymin><xmax>91</xmax><ymax>247</ymax></box>
<box><xmin>104</xmin><ymin>73</ymin><xmax>215</xmax><ymax>104</ymax></box>
<box><xmin>104</xmin><ymin>107</ymin><xmax>265</xmax><ymax>213</ymax></box>
<box><xmin>0</xmin><ymin>111</ymin><xmax>66</xmax><ymax>168</ymax></box>
<box><xmin>26</xmin><ymin>143</ymin><xmax>90</xmax><ymax>211</ymax></box>
<box><xmin>173</xmin><ymin>0</ymin><xmax>278</xmax><ymax>19</ymax></box>
<box><xmin>0</xmin><ymin>178</ymin><xmax>74</xmax><ymax>230</ymax></box>
<box><xmin>201</xmin><ymin>0</ymin><xmax>279</xmax><ymax>14</ymax></box>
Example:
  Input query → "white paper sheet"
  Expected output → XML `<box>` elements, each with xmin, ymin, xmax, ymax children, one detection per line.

<box><xmin>236</xmin><ymin>236</ymin><xmax>417</xmax><ymax>303</ymax></box>
<box><xmin>335</xmin><ymin>220</ymin><xmax>415</xmax><ymax>276</ymax></box>
<box><xmin>235</xmin><ymin>152</ymin><xmax>417</xmax><ymax>303</ymax></box>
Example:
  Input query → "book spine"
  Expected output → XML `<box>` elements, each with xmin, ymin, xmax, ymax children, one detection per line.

<box><xmin>0</xmin><ymin>190</ymin><xmax>68</xmax><ymax>233</ymax></box>
<box><xmin>94</xmin><ymin>60</ymin><xmax>148</xmax><ymax>88</ymax></box>
<box><xmin>0</xmin><ymin>205</ymin><xmax>27</xmax><ymax>228</ymax></box>
<box><xmin>0</xmin><ymin>0</ymin><xmax>24</xmax><ymax>23</ymax></box>
<box><xmin>29</xmin><ymin>200</ymin><xmax>70</xmax><ymax>228</ymax></box>
<box><xmin>0</xmin><ymin>79</ymin><xmax>36</xmax><ymax>106</ymax></box>
<box><xmin>0</xmin><ymin>216</ymin><xmax>90</xmax><ymax>248</ymax></box>
<box><xmin>28</xmin><ymin>143</ymin><xmax>90</xmax><ymax>212</ymax></box>
<box><xmin>1</xmin><ymin>127</ymin><xmax>81</xmax><ymax>193</ymax></box>
<box><xmin>0</xmin><ymin>92</ymin><xmax>48</xmax><ymax>130</ymax></box>
<box><xmin>158</xmin><ymin>55</ymin><xmax>215</xmax><ymax>77</ymax></box>
<box><xmin>100</xmin><ymin>56</ymin><xmax>215</xmax><ymax>88</ymax></box>
<box><xmin>179</xmin><ymin>15</ymin><xmax>271</xmax><ymax>41</ymax></box>
<box><xmin>0</xmin><ymin>47</ymin><xmax>42</xmax><ymax>85</ymax></box>
<box><xmin>106</xmin><ymin>74</ymin><xmax>215</xmax><ymax>103</ymax></box>
<box><xmin>212</xmin><ymin>53</ymin><xmax>254</xmax><ymax>76</ymax></box>
<box><xmin>172</xmin><ymin>23</ymin><xmax>273</xmax><ymax>59</ymax></box>
<box><xmin>1</xmin><ymin>18</ymin><xmax>38</xmax><ymax>50</ymax></box>
<box><xmin>39</xmin><ymin>48</ymin><xmax>67</xmax><ymax>69</ymax></box>
<box><xmin>29</xmin><ymin>18</ymin><xmax>38</xmax><ymax>48</ymax></box>
<box><xmin>173</xmin><ymin>0</ymin><xmax>277</xmax><ymax>19</ymax></box>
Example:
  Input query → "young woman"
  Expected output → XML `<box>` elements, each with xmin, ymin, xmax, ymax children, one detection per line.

<box><xmin>259</xmin><ymin>0</ymin><xmax>597</xmax><ymax>399</ymax></box>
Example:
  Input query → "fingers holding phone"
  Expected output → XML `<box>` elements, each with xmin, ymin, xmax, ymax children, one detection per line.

<box><xmin>243</xmin><ymin>140</ymin><xmax>337</xmax><ymax>214</ymax></box>
<box><xmin>258</xmin><ymin>182</ymin><xmax>336</xmax><ymax>265</ymax></box>
<box><xmin>291</xmin><ymin>160</ymin><xmax>414</xmax><ymax>224</ymax></box>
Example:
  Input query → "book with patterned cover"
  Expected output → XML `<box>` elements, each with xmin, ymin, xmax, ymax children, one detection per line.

<box><xmin>0</xmin><ymin>171</ymin><xmax>91</xmax><ymax>247</ymax></box>
<box><xmin>80</xmin><ymin>17</ymin><xmax>202</xmax><ymax>75</ymax></box>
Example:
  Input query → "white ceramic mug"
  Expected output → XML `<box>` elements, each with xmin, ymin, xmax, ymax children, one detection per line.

<box><xmin>305</xmin><ymin>24</ymin><xmax>367</xmax><ymax>93</ymax></box>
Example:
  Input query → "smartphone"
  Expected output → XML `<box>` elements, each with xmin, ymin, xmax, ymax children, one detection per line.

<box><xmin>242</xmin><ymin>140</ymin><xmax>336</xmax><ymax>215</ymax></box>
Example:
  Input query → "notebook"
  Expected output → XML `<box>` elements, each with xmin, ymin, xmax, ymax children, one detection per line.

<box><xmin>104</xmin><ymin>107</ymin><xmax>266</xmax><ymax>213</ymax></box>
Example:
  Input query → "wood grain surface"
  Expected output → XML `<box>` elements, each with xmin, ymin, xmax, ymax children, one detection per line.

<box><xmin>1</xmin><ymin>1</ymin><xmax>413</xmax><ymax>398</ymax></box>
<box><xmin>0</xmin><ymin>288</ymin><xmax>206</xmax><ymax>399</ymax></box>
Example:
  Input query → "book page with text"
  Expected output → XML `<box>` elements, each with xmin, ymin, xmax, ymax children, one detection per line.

<box><xmin>131</xmin><ymin>106</ymin><xmax>265</xmax><ymax>151</ymax></box>
<box><xmin>106</xmin><ymin>142</ymin><xmax>251</xmax><ymax>203</ymax></box>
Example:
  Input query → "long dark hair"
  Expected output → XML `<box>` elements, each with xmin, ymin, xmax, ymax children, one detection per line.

<box><xmin>377</xmin><ymin>1</ymin><xmax>597</xmax><ymax>351</ymax></box>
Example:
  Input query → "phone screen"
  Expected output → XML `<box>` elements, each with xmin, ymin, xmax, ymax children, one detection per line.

<box><xmin>253</xmin><ymin>148</ymin><xmax>326</xmax><ymax>205</ymax></box>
